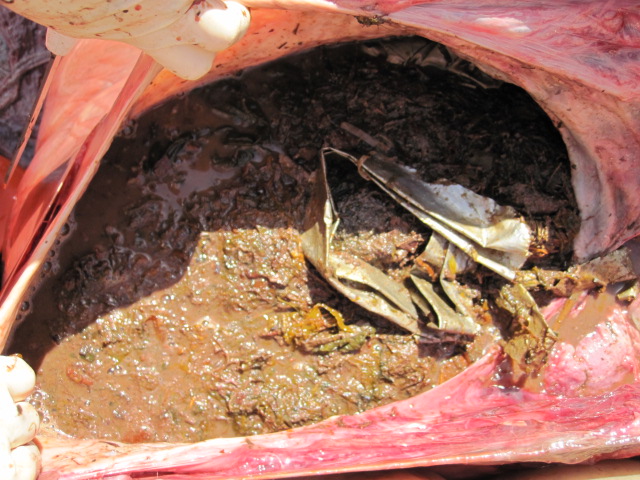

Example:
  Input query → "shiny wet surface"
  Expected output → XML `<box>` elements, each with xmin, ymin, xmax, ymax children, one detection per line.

<box><xmin>10</xmin><ymin>38</ymin><xmax>575</xmax><ymax>442</ymax></box>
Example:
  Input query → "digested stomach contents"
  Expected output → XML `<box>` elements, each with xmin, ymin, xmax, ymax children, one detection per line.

<box><xmin>15</xmin><ymin>38</ymin><xmax>574</xmax><ymax>443</ymax></box>
<box><xmin>34</xmin><ymin>227</ymin><xmax>484</xmax><ymax>443</ymax></box>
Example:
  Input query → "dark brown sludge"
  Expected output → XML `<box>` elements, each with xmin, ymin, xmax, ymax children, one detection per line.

<box><xmin>11</xmin><ymin>38</ymin><xmax>576</xmax><ymax>443</ymax></box>
<box><xmin>0</xmin><ymin>8</ymin><xmax>49</xmax><ymax>161</ymax></box>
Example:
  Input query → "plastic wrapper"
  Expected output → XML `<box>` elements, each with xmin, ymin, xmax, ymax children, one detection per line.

<box><xmin>329</xmin><ymin>148</ymin><xmax>531</xmax><ymax>280</ymax></box>
<box><xmin>1</xmin><ymin>1</ymin><xmax>640</xmax><ymax>479</ymax></box>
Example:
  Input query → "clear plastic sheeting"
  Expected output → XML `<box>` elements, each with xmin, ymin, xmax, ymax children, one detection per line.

<box><xmin>411</xmin><ymin>233</ymin><xmax>480</xmax><ymax>336</ymax></box>
<box><xmin>301</xmin><ymin>150</ymin><xmax>422</xmax><ymax>335</ymax></box>
<box><xmin>325</xmin><ymin>148</ymin><xmax>531</xmax><ymax>281</ymax></box>
<box><xmin>411</xmin><ymin>274</ymin><xmax>479</xmax><ymax>336</ymax></box>
<box><xmin>302</xmin><ymin>150</ymin><xmax>506</xmax><ymax>338</ymax></box>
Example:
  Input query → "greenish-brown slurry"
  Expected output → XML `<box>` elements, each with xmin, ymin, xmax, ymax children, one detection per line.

<box><xmin>15</xmin><ymin>37</ymin><xmax>579</xmax><ymax>443</ymax></box>
<box><xmin>36</xmin><ymin>228</ymin><xmax>483</xmax><ymax>442</ymax></box>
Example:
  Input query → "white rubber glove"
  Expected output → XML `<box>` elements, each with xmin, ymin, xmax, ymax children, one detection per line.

<box><xmin>5</xmin><ymin>0</ymin><xmax>251</xmax><ymax>80</ymax></box>
<box><xmin>0</xmin><ymin>356</ymin><xmax>40</xmax><ymax>480</ymax></box>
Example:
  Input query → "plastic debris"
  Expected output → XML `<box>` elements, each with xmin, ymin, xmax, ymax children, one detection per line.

<box><xmin>301</xmin><ymin>151</ymin><xmax>422</xmax><ymax>335</ymax></box>
<box><xmin>325</xmin><ymin>148</ymin><xmax>532</xmax><ymax>281</ymax></box>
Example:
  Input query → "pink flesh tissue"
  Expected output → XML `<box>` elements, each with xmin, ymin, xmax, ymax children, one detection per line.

<box><xmin>36</xmin><ymin>296</ymin><xmax>640</xmax><ymax>479</ymax></box>
<box><xmin>0</xmin><ymin>1</ymin><xmax>640</xmax><ymax>479</ymax></box>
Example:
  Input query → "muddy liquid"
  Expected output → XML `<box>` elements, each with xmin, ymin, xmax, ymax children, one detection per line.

<box><xmin>10</xmin><ymin>38</ymin><xmax>575</xmax><ymax>443</ymax></box>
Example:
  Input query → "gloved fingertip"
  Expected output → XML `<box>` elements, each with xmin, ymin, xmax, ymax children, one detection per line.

<box><xmin>199</xmin><ymin>1</ymin><xmax>251</xmax><ymax>50</ymax></box>
<box><xmin>0</xmin><ymin>357</ymin><xmax>36</xmax><ymax>402</ymax></box>
<box><xmin>0</xmin><ymin>435</ymin><xmax>15</xmax><ymax>480</ymax></box>
<box><xmin>11</xmin><ymin>442</ymin><xmax>41</xmax><ymax>480</ymax></box>
<box><xmin>45</xmin><ymin>29</ymin><xmax>79</xmax><ymax>56</ymax></box>
<box><xmin>147</xmin><ymin>44</ymin><xmax>217</xmax><ymax>80</ymax></box>
<box><xmin>6</xmin><ymin>402</ymin><xmax>40</xmax><ymax>449</ymax></box>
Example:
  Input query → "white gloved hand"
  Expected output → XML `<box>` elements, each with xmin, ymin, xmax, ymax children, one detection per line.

<box><xmin>0</xmin><ymin>356</ymin><xmax>40</xmax><ymax>480</ymax></box>
<box><xmin>5</xmin><ymin>0</ymin><xmax>251</xmax><ymax>80</ymax></box>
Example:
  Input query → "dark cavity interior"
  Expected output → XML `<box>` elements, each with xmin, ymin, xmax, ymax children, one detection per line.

<box><xmin>9</xmin><ymin>37</ymin><xmax>576</xmax><ymax>443</ymax></box>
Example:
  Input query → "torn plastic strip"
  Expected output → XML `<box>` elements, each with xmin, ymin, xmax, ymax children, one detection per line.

<box><xmin>301</xmin><ymin>151</ymin><xmax>422</xmax><ymax>335</ymax></box>
<box><xmin>411</xmin><ymin>233</ymin><xmax>480</xmax><ymax>335</ymax></box>
<box><xmin>497</xmin><ymin>283</ymin><xmax>557</xmax><ymax>379</ymax></box>
<box><xmin>413</xmin><ymin>232</ymin><xmax>446</xmax><ymax>280</ymax></box>
<box><xmin>324</xmin><ymin>148</ymin><xmax>531</xmax><ymax>281</ymax></box>
<box><xmin>411</xmin><ymin>274</ymin><xmax>478</xmax><ymax>335</ymax></box>
<box><xmin>439</xmin><ymin>243</ymin><xmax>481</xmax><ymax>334</ymax></box>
